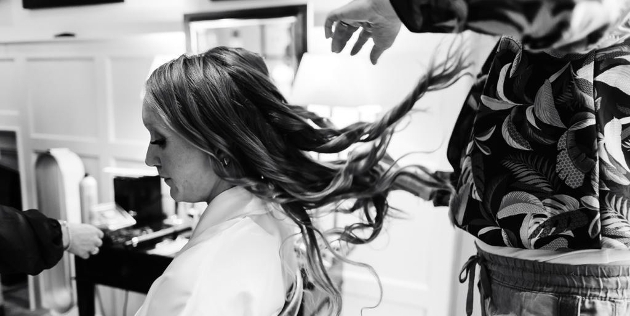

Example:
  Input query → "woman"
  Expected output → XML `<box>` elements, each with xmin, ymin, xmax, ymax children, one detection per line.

<box><xmin>325</xmin><ymin>0</ymin><xmax>630</xmax><ymax>315</ymax></box>
<box><xmin>136</xmin><ymin>46</ymin><xmax>461</xmax><ymax>315</ymax></box>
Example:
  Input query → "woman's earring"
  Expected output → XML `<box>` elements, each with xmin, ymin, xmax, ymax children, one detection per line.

<box><xmin>223</xmin><ymin>157</ymin><xmax>229</xmax><ymax>166</ymax></box>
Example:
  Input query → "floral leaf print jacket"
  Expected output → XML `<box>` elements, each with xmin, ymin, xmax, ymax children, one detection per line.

<box><xmin>390</xmin><ymin>0</ymin><xmax>630</xmax><ymax>250</ymax></box>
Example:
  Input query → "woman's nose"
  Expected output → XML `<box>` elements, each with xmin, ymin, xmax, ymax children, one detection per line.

<box><xmin>145</xmin><ymin>146</ymin><xmax>159</xmax><ymax>167</ymax></box>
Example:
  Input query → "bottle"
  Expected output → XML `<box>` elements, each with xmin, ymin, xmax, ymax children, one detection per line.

<box><xmin>79</xmin><ymin>173</ymin><xmax>98</xmax><ymax>224</ymax></box>
<box><xmin>228</xmin><ymin>30</ymin><xmax>243</xmax><ymax>48</ymax></box>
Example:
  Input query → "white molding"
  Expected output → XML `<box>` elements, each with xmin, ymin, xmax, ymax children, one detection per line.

<box><xmin>25</xmin><ymin>56</ymin><xmax>99</xmax><ymax>141</ymax></box>
<box><xmin>104</xmin><ymin>56</ymin><xmax>117</xmax><ymax>145</ymax></box>
<box><xmin>30</xmin><ymin>133</ymin><xmax>99</xmax><ymax>143</ymax></box>
<box><xmin>343</xmin><ymin>270</ymin><xmax>430</xmax><ymax>307</ymax></box>
<box><xmin>0</xmin><ymin>110</ymin><xmax>19</xmax><ymax>117</ymax></box>
<box><xmin>111</xmin><ymin>139</ymin><xmax>147</xmax><ymax>147</ymax></box>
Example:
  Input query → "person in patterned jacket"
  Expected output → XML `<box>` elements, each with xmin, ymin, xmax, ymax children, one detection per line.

<box><xmin>325</xmin><ymin>0</ymin><xmax>630</xmax><ymax>315</ymax></box>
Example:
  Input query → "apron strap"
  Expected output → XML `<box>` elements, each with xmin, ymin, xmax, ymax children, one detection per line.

<box><xmin>459</xmin><ymin>254</ymin><xmax>492</xmax><ymax>316</ymax></box>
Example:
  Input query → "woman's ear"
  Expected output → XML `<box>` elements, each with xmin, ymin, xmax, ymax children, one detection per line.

<box><xmin>213</xmin><ymin>152</ymin><xmax>229</xmax><ymax>167</ymax></box>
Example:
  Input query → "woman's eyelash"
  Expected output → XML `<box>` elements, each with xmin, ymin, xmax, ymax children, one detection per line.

<box><xmin>150</xmin><ymin>139</ymin><xmax>166</xmax><ymax>146</ymax></box>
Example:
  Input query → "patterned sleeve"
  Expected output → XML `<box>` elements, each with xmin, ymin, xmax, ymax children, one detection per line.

<box><xmin>389</xmin><ymin>0</ymin><xmax>630</xmax><ymax>52</ymax></box>
<box><xmin>0</xmin><ymin>205</ymin><xmax>64</xmax><ymax>275</ymax></box>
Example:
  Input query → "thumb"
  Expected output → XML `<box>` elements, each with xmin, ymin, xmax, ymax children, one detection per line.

<box><xmin>324</xmin><ymin>0</ymin><xmax>373</xmax><ymax>38</ymax></box>
<box><xmin>324</xmin><ymin>11</ymin><xmax>341</xmax><ymax>39</ymax></box>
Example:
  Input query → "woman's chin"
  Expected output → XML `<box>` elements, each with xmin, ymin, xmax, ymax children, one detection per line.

<box><xmin>169</xmin><ymin>188</ymin><xmax>182</xmax><ymax>202</ymax></box>
<box><xmin>170</xmin><ymin>191</ymin><xmax>203</xmax><ymax>204</ymax></box>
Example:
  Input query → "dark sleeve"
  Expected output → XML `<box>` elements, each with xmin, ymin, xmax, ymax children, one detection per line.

<box><xmin>389</xmin><ymin>0</ymin><xmax>629</xmax><ymax>52</ymax></box>
<box><xmin>0</xmin><ymin>205</ymin><xmax>64</xmax><ymax>275</ymax></box>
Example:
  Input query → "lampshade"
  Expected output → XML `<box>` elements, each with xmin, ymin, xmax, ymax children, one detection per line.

<box><xmin>288</xmin><ymin>51</ymin><xmax>469</xmax><ymax>168</ymax></box>
<box><xmin>289</xmin><ymin>52</ymin><xmax>427</xmax><ymax>109</ymax></box>
<box><xmin>290</xmin><ymin>53</ymin><xmax>376</xmax><ymax>107</ymax></box>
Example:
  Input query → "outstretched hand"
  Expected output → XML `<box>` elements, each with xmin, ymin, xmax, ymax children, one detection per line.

<box><xmin>67</xmin><ymin>223</ymin><xmax>104</xmax><ymax>259</ymax></box>
<box><xmin>324</xmin><ymin>0</ymin><xmax>402</xmax><ymax>64</ymax></box>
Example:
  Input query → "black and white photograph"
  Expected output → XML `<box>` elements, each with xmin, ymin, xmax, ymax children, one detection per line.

<box><xmin>1</xmin><ymin>0</ymin><xmax>629</xmax><ymax>315</ymax></box>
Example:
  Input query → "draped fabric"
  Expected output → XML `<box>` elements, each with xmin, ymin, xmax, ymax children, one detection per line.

<box><xmin>391</xmin><ymin>0</ymin><xmax>630</xmax><ymax>249</ymax></box>
<box><xmin>135</xmin><ymin>187</ymin><xmax>296</xmax><ymax>316</ymax></box>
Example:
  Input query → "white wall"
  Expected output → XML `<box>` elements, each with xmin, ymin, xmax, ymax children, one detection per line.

<box><xmin>0</xmin><ymin>0</ymin><xmax>498</xmax><ymax>315</ymax></box>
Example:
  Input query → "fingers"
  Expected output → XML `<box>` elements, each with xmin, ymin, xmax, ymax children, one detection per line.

<box><xmin>77</xmin><ymin>244</ymin><xmax>101</xmax><ymax>259</ymax></box>
<box><xmin>68</xmin><ymin>224</ymin><xmax>104</xmax><ymax>259</ymax></box>
<box><xmin>324</xmin><ymin>12</ymin><xmax>339</xmax><ymax>39</ymax></box>
<box><xmin>324</xmin><ymin>4</ymin><xmax>356</xmax><ymax>39</ymax></box>
<box><xmin>351</xmin><ymin>28</ymin><xmax>372</xmax><ymax>56</ymax></box>
<box><xmin>87</xmin><ymin>231</ymin><xmax>103</xmax><ymax>257</ymax></box>
<box><xmin>331</xmin><ymin>21</ymin><xmax>360</xmax><ymax>53</ymax></box>
<box><xmin>79</xmin><ymin>244</ymin><xmax>100</xmax><ymax>259</ymax></box>
<box><xmin>370</xmin><ymin>47</ymin><xmax>385</xmax><ymax>65</ymax></box>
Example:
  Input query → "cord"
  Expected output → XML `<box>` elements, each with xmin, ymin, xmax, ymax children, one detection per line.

<box><xmin>95</xmin><ymin>286</ymin><xmax>106</xmax><ymax>316</ymax></box>
<box><xmin>122</xmin><ymin>290</ymin><xmax>129</xmax><ymax>316</ymax></box>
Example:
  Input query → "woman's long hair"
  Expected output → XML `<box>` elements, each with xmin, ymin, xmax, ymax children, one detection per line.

<box><xmin>144</xmin><ymin>44</ymin><xmax>467</xmax><ymax>315</ymax></box>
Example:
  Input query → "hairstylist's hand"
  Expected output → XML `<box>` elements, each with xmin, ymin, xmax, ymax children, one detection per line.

<box><xmin>324</xmin><ymin>0</ymin><xmax>402</xmax><ymax>64</ymax></box>
<box><xmin>67</xmin><ymin>223</ymin><xmax>104</xmax><ymax>259</ymax></box>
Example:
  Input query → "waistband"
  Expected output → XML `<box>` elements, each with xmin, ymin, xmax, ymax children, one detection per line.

<box><xmin>478</xmin><ymin>246</ymin><xmax>630</xmax><ymax>297</ymax></box>
<box><xmin>459</xmin><ymin>245</ymin><xmax>630</xmax><ymax>316</ymax></box>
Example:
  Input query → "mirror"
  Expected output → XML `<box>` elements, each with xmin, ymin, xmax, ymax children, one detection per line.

<box><xmin>184</xmin><ymin>5</ymin><xmax>307</xmax><ymax>97</ymax></box>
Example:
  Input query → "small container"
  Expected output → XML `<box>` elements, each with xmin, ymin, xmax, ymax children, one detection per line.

<box><xmin>79</xmin><ymin>173</ymin><xmax>98</xmax><ymax>224</ymax></box>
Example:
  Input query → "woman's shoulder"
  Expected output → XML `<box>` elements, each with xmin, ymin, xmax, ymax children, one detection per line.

<box><xmin>153</xmin><ymin>217</ymin><xmax>284</xmax><ymax>291</ymax></box>
<box><xmin>137</xmin><ymin>215</ymin><xmax>287</xmax><ymax>316</ymax></box>
<box><xmin>179</xmin><ymin>215</ymin><xmax>283</xmax><ymax>266</ymax></box>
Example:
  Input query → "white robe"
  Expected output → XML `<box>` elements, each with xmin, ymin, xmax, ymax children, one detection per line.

<box><xmin>135</xmin><ymin>187</ymin><xmax>297</xmax><ymax>316</ymax></box>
